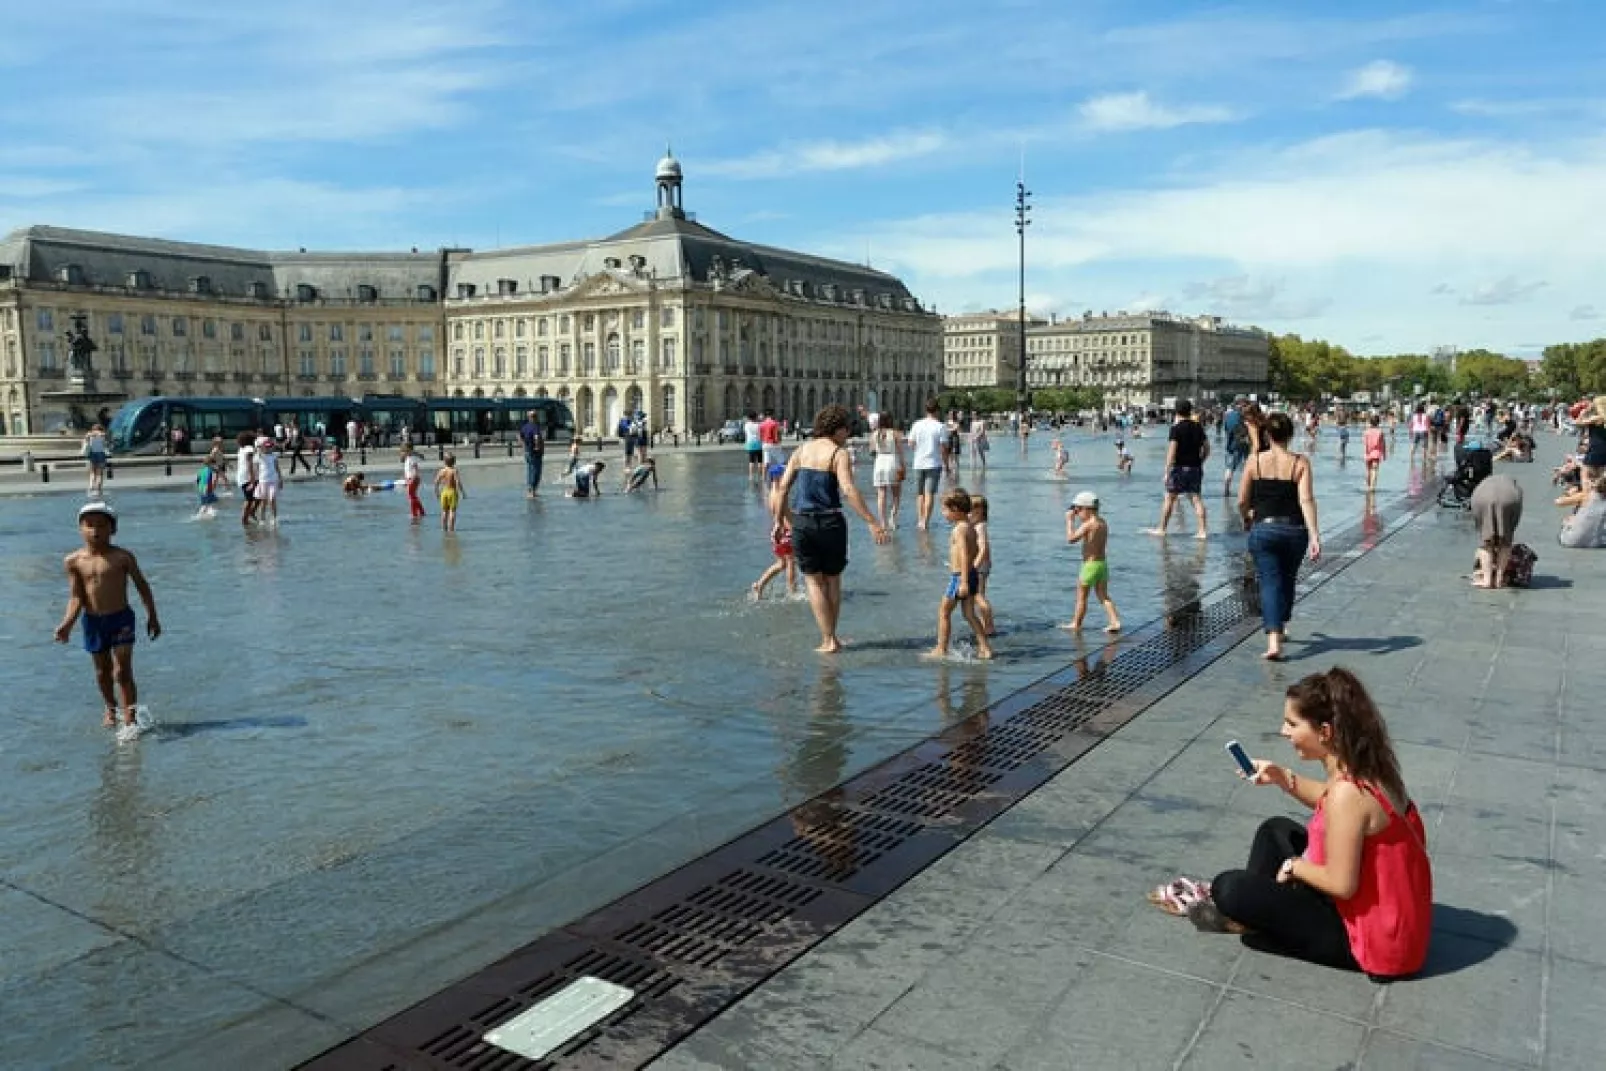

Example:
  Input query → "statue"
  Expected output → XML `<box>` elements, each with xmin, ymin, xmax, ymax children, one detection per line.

<box><xmin>65</xmin><ymin>313</ymin><xmax>97</xmax><ymax>380</ymax></box>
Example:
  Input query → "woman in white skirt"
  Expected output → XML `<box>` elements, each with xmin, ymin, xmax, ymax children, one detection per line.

<box><xmin>871</xmin><ymin>413</ymin><xmax>906</xmax><ymax>529</ymax></box>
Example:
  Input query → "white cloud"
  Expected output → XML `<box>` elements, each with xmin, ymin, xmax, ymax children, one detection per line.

<box><xmin>1460</xmin><ymin>277</ymin><xmax>1547</xmax><ymax>306</ymax></box>
<box><xmin>704</xmin><ymin>131</ymin><xmax>950</xmax><ymax>179</ymax></box>
<box><xmin>1571</xmin><ymin>305</ymin><xmax>1599</xmax><ymax>321</ymax></box>
<box><xmin>1337</xmin><ymin>60</ymin><xmax>1413</xmax><ymax>101</ymax></box>
<box><xmin>1078</xmin><ymin>92</ymin><xmax>1235</xmax><ymax>132</ymax></box>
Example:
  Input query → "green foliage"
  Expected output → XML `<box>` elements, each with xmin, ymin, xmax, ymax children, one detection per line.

<box><xmin>1268</xmin><ymin>334</ymin><xmax>1534</xmax><ymax>402</ymax></box>
<box><xmin>937</xmin><ymin>387</ymin><xmax>1021</xmax><ymax>414</ymax></box>
<box><xmin>1541</xmin><ymin>340</ymin><xmax>1606</xmax><ymax>398</ymax></box>
<box><xmin>1030</xmin><ymin>387</ymin><xmax>1105</xmax><ymax>413</ymax></box>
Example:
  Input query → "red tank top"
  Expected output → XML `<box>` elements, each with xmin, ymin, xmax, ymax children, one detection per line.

<box><xmin>1305</xmin><ymin>778</ymin><xmax>1433</xmax><ymax>977</ymax></box>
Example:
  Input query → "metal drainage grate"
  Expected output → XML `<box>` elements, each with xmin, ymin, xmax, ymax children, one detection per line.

<box><xmin>300</xmin><ymin>487</ymin><xmax>1435</xmax><ymax>1071</ymax></box>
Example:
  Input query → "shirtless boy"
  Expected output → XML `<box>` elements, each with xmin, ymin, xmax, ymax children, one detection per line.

<box><xmin>53</xmin><ymin>502</ymin><xmax>161</xmax><ymax>741</ymax></box>
<box><xmin>433</xmin><ymin>453</ymin><xmax>465</xmax><ymax>531</ymax></box>
<box><xmin>1064</xmin><ymin>490</ymin><xmax>1122</xmax><ymax>633</ymax></box>
<box><xmin>926</xmin><ymin>488</ymin><xmax>994</xmax><ymax>660</ymax></box>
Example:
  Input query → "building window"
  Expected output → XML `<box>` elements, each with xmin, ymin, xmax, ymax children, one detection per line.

<box><xmin>105</xmin><ymin>313</ymin><xmax>124</xmax><ymax>335</ymax></box>
<box><xmin>515</xmin><ymin>319</ymin><xmax>526</xmax><ymax>338</ymax></box>
<box><xmin>537</xmin><ymin>318</ymin><xmax>549</xmax><ymax>337</ymax></box>
<box><xmin>229</xmin><ymin>322</ymin><xmax>244</xmax><ymax>342</ymax></box>
<box><xmin>386</xmin><ymin>324</ymin><xmax>404</xmax><ymax>343</ymax></box>
<box><xmin>299</xmin><ymin>351</ymin><xmax>316</xmax><ymax>376</ymax></box>
<box><xmin>515</xmin><ymin>345</ymin><xmax>528</xmax><ymax>376</ymax></box>
<box><xmin>359</xmin><ymin>323</ymin><xmax>374</xmax><ymax>342</ymax></box>
<box><xmin>583</xmin><ymin>342</ymin><xmax>596</xmax><ymax>374</ymax></box>
<box><xmin>37</xmin><ymin>309</ymin><xmax>55</xmax><ymax>332</ymax></box>
<box><xmin>390</xmin><ymin>350</ymin><xmax>405</xmax><ymax>377</ymax></box>
<box><xmin>201</xmin><ymin>319</ymin><xmax>217</xmax><ymax>340</ymax></box>
<box><xmin>331</xmin><ymin>349</ymin><xmax>347</xmax><ymax>376</ymax></box>
<box><xmin>494</xmin><ymin>320</ymin><xmax>505</xmax><ymax>339</ymax></box>
<box><xmin>584</xmin><ymin>313</ymin><xmax>596</xmax><ymax>332</ymax></box>
<box><xmin>474</xmin><ymin>321</ymin><xmax>484</xmax><ymax>340</ymax></box>
<box><xmin>473</xmin><ymin>346</ymin><xmax>485</xmax><ymax>377</ymax></box>
<box><xmin>329</xmin><ymin>323</ymin><xmax>344</xmax><ymax>342</ymax></box>
<box><xmin>559</xmin><ymin>343</ymin><xmax>571</xmax><ymax>374</ymax></box>
<box><xmin>537</xmin><ymin>345</ymin><xmax>549</xmax><ymax>375</ymax></box>
<box><xmin>419</xmin><ymin>350</ymin><xmax>435</xmax><ymax>377</ymax></box>
<box><xmin>359</xmin><ymin>349</ymin><xmax>375</xmax><ymax>376</ymax></box>
<box><xmin>630</xmin><ymin>338</ymin><xmax>645</xmax><ymax>373</ymax></box>
<box><xmin>558</xmin><ymin>314</ymin><xmax>570</xmax><ymax>333</ymax></box>
<box><xmin>631</xmin><ymin>309</ymin><xmax>645</xmax><ymax>329</ymax></box>
<box><xmin>493</xmin><ymin>347</ymin><xmax>506</xmax><ymax>377</ymax></box>
<box><xmin>605</xmin><ymin>333</ymin><xmax>621</xmax><ymax>373</ymax></box>
<box><xmin>418</xmin><ymin>325</ymin><xmax>434</xmax><ymax>342</ymax></box>
<box><xmin>453</xmin><ymin>323</ymin><xmax>464</xmax><ymax>341</ymax></box>
<box><xmin>141</xmin><ymin>315</ymin><xmax>156</xmax><ymax>336</ymax></box>
<box><xmin>660</xmin><ymin>307</ymin><xmax>675</xmax><ymax>327</ymax></box>
<box><xmin>172</xmin><ymin>317</ymin><xmax>187</xmax><ymax>337</ymax></box>
<box><xmin>39</xmin><ymin>341</ymin><xmax>58</xmax><ymax>371</ymax></box>
<box><xmin>661</xmin><ymin>338</ymin><xmax>676</xmax><ymax>371</ymax></box>
<box><xmin>259</xmin><ymin>324</ymin><xmax>273</xmax><ymax>342</ymax></box>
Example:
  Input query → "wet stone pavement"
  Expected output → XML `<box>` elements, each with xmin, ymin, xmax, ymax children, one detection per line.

<box><xmin>649</xmin><ymin>436</ymin><xmax>1605</xmax><ymax>1071</ymax></box>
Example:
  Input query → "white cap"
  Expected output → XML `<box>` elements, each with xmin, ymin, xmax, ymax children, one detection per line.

<box><xmin>1072</xmin><ymin>491</ymin><xmax>1099</xmax><ymax>508</ymax></box>
<box><xmin>78</xmin><ymin>501</ymin><xmax>116</xmax><ymax>521</ymax></box>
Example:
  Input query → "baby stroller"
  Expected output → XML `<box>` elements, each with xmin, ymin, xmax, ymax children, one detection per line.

<box><xmin>1438</xmin><ymin>443</ymin><xmax>1492</xmax><ymax>509</ymax></box>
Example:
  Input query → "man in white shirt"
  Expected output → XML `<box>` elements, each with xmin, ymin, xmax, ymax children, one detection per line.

<box><xmin>234</xmin><ymin>431</ymin><xmax>258</xmax><ymax>526</ymax></box>
<box><xmin>906</xmin><ymin>398</ymin><xmax>946</xmax><ymax>530</ymax></box>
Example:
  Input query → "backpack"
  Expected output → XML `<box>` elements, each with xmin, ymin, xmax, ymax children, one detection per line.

<box><xmin>617</xmin><ymin>417</ymin><xmax>632</xmax><ymax>437</ymax></box>
<box><xmin>1228</xmin><ymin>418</ymin><xmax>1249</xmax><ymax>453</ymax></box>
<box><xmin>1504</xmin><ymin>544</ymin><xmax>1537</xmax><ymax>588</ymax></box>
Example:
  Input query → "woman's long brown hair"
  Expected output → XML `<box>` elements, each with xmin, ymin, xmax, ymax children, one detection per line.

<box><xmin>1286</xmin><ymin>667</ymin><xmax>1407</xmax><ymax>805</ymax></box>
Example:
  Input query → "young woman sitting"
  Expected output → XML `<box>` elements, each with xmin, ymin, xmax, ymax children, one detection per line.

<box><xmin>1148</xmin><ymin>668</ymin><xmax>1433</xmax><ymax>979</ymax></box>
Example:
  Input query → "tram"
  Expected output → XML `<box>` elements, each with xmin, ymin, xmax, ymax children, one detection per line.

<box><xmin>107</xmin><ymin>394</ymin><xmax>575</xmax><ymax>455</ymax></box>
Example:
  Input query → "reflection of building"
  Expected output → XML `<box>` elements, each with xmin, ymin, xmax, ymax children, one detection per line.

<box><xmin>1025</xmin><ymin>311</ymin><xmax>1270</xmax><ymax>408</ymax></box>
<box><xmin>0</xmin><ymin>155</ymin><xmax>941</xmax><ymax>436</ymax></box>
<box><xmin>941</xmin><ymin>310</ymin><xmax>1043</xmax><ymax>390</ymax></box>
<box><xmin>443</xmin><ymin>155</ymin><xmax>940</xmax><ymax>434</ymax></box>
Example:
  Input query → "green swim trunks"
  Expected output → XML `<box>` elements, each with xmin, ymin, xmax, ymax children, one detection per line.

<box><xmin>1079</xmin><ymin>559</ymin><xmax>1109</xmax><ymax>586</ymax></box>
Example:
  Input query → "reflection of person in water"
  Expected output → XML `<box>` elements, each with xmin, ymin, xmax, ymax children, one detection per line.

<box><xmin>777</xmin><ymin>663</ymin><xmax>857</xmax><ymax>878</ymax></box>
<box><xmin>1160</xmin><ymin>537</ymin><xmax>1209</xmax><ymax>627</ymax></box>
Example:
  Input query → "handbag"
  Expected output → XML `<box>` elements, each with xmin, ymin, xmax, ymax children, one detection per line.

<box><xmin>1504</xmin><ymin>544</ymin><xmax>1537</xmax><ymax>588</ymax></box>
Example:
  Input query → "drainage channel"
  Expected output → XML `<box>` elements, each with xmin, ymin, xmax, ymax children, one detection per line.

<box><xmin>301</xmin><ymin>487</ymin><xmax>1434</xmax><ymax>1071</ymax></box>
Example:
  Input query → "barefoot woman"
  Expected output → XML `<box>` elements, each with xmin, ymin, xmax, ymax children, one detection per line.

<box><xmin>773</xmin><ymin>405</ymin><xmax>889</xmax><ymax>653</ymax></box>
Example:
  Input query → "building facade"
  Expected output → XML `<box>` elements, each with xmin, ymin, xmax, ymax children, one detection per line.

<box><xmin>0</xmin><ymin>156</ymin><xmax>940</xmax><ymax>437</ymax></box>
<box><xmin>941</xmin><ymin>310</ymin><xmax>1043</xmax><ymax>389</ymax></box>
<box><xmin>1025</xmin><ymin>311</ymin><xmax>1270</xmax><ymax>409</ymax></box>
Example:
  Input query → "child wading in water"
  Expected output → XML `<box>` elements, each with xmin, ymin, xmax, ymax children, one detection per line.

<box><xmin>1363</xmin><ymin>413</ymin><xmax>1387</xmax><ymax>492</ymax></box>
<box><xmin>1064</xmin><ymin>490</ymin><xmax>1122</xmax><ymax>633</ymax></box>
<box><xmin>969</xmin><ymin>493</ymin><xmax>996</xmax><ymax>635</ymax></box>
<box><xmin>53</xmin><ymin>502</ymin><xmax>161</xmax><ymax>743</ymax></box>
<box><xmin>401</xmin><ymin>443</ymin><xmax>425</xmax><ymax>523</ymax></box>
<box><xmin>926</xmin><ymin>488</ymin><xmax>994</xmax><ymax>660</ymax></box>
<box><xmin>1051</xmin><ymin>438</ymin><xmax>1069</xmax><ymax>476</ymax></box>
<box><xmin>433</xmin><ymin>453</ymin><xmax>465</xmax><ymax>531</ymax></box>
<box><xmin>1115</xmin><ymin>438</ymin><xmax>1134</xmax><ymax>475</ymax></box>
<box><xmin>751</xmin><ymin>516</ymin><xmax>799</xmax><ymax>599</ymax></box>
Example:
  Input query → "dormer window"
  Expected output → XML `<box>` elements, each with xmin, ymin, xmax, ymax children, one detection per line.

<box><xmin>457</xmin><ymin>282</ymin><xmax>477</xmax><ymax>299</ymax></box>
<box><xmin>58</xmin><ymin>263</ymin><xmax>85</xmax><ymax>285</ymax></box>
<box><xmin>540</xmin><ymin>275</ymin><xmax>560</xmax><ymax>294</ymax></box>
<box><xmin>497</xmin><ymin>278</ymin><xmax>517</xmax><ymax>296</ymax></box>
<box><xmin>603</xmin><ymin>257</ymin><xmax>621</xmax><ymax>270</ymax></box>
<box><xmin>189</xmin><ymin>276</ymin><xmax>212</xmax><ymax>295</ymax></box>
<box><xmin>247</xmin><ymin>281</ymin><xmax>270</xmax><ymax>299</ymax></box>
<box><xmin>628</xmin><ymin>255</ymin><xmax>646</xmax><ymax>273</ymax></box>
<box><xmin>357</xmin><ymin>284</ymin><xmax>378</xmax><ymax>303</ymax></box>
<box><xmin>416</xmin><ymin>284</ymin><xmax>437</xmax><ymax>302</ymax></box>
<box><xmin>126</xmin><ymin>270</ymin><xmax>151</xmax><ymax>290</ymax></box>
<box><xmin>296</xmin><ymin>284</ymin><xmax>318</xmax><ymax>302</ymax></box>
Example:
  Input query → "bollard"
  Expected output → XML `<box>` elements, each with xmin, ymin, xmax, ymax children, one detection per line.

<box><xmin>165</xmin><ymin>459</ymin><xmax>172</xmax><ymax>476</ymax></box>
<box><xmin>40</xmin><ymin>463</ymin><xmax>49</xmax><ymax>484</ymax></box>
<box><xmin>21</xmin><ymin>450</ymin><xmax>34</xmax><ymax>474</ymax></box>
<box><xmin>438</xmin><ymin>443</ymin><xmax>445</xmax><ymax>461</ymax></box>
<box><xmin>506</xmin><ymin>440</ymin><xmax>513</xmax><ymax>458</ymax></box>
<box><xmin>360</xmin><ymin>447</ymin><xmax>368</xmax><ymax>465</ymax></box>
<box><xmin>106</xmin><ymin>462</ymin><xmax>113</xmax><ymax>480</ymax></box>
<box><xmin>474</xmin><ymin>440</ymin><xmax>481</xmax><ymax>459</ymax></box>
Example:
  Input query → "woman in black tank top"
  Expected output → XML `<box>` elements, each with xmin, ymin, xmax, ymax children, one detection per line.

<box><xmin>1237</xmin><ymin>412</ymin><xmax>1323</xmax><ymax>660</ymax></box>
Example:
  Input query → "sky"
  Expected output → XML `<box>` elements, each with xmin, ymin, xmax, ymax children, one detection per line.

<box><xmin>2</xmin><ymin>0</ymin><xmax>1602</xmax><ymax>357</ymax></box>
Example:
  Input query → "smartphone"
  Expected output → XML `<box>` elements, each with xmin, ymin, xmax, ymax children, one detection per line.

<box><xmin>1225</xmin><ymin>740</ymin><xmax>1256</xmax><ymax>778</ymax></box>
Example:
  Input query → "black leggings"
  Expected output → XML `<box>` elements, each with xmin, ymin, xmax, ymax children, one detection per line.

<box><xmin>1211</xmin><ymin>817</ymin><xmax>1359</xmax><ymax>972</ymax></box>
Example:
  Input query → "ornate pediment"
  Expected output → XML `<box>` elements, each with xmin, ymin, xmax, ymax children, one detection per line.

<box><xmin>568</xmin><ymin>270</ymin><xmax>649</xmax><ymax>299</ymax></box>
<box><xmin>724</xmin><ymin>270</ymin><xmax>782</xmax><ymax>300</ymax></box>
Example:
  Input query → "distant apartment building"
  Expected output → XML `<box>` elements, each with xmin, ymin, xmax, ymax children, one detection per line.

<box><xmin>941</xmin><ymin>310</ymin><xmax>1044</xmax><ymax>390</ymax></box>
<box><xmin>1025</xmin><ymin>310</ymin><xmax>1270</xmax><ymax>408</ymax></box>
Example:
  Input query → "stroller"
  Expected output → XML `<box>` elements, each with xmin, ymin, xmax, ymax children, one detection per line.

<box><xmin>1438</xmin><ymin>443</ymin><xmax>1492</xmax><ymax>509</ymax></box>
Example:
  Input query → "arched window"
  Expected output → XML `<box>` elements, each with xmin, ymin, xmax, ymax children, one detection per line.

<box><xmin>742</xmin><ymin>385</ymin><xmax>756</xmax><ymax>410</ymax></box>
<box><xmin>723</xmin><ymin>384</ymin><xmax>737</xmax><ymax>418</ymax></box>
<box><xmin>576</xmin><ymin>386</ymin><xmax>594</xmax><ymax>430</ymax></box>
<box><xmin>762</xmin><ymin>385</ymin><xmax>775</xmax><ymax>412</ymax></box>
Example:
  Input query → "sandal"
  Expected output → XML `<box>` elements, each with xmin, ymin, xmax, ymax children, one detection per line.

<box><xmin>1147</xmin><ymin>876</ymin><xmax>1211</xmax><ymax>917</ymax></box>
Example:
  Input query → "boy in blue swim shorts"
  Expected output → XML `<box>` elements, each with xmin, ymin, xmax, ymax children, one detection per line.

<box><xmin>926</xmin><ymin>488</ymin><xmax>994</xmax><ymax>660</ymax></box>
<box><xmin>53</xmin><ymin>502</ymin><xmax>161</xmax><ymax>740</ymax></box>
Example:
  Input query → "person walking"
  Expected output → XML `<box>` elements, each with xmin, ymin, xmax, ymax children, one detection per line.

<box><xmin>870</xmin><ymin>413</ymin><xmax>905</xmax><ymax>529</ymax></box>
<box><xmin>82</xmin><ymin>424</ymin><xmax>109</xmax><ymax>497</ymax></box>
<box><xmin>772</xmin><ymin>404</ymin><xmax>889</xmax><ymax>653</ymax></box>
<box><xmin>1146</xmin><ymin>399</ymin><xmax>1210</xmax><ymax>539</ymax></box>
<box><xmin>1238</xmin><ymin>412</ymin><xmax>1321</xmax><ymax>660</ymax></box>
<box><xmin>907</xmin><ymin>399</ymin><xmax>946</xmax><ymax>530</ymax></box>
<box><xmin>519</xmin><ymin>410</ymin><xmax>546</xmax><ymax>498</ymax></box>
<box><xmin>286</xmin><ymin>421</ymin><xmax>312</xmax><ymax>475</ymax></box>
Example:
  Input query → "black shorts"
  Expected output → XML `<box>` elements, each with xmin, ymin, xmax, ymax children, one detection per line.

<box><xmin>242</xmin><ymin>480</ymin><xmax>258</xmax><ymax>500</ymax></box>
<box><xmin>791</xmin><ymin>512</ymin><xmax>848</xmax><ymax>576</ymax></box>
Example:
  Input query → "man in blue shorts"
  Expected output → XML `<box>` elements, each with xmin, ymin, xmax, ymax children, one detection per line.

<box><xmin>1221</xmin><ymin>398</ymin><xmax>1249</xmax><ymax>495</ymax></box>
<box><xmin>1146</xmin><ymin>398</ymin><xmax>1210</xmax><ymax>539</ymax></box>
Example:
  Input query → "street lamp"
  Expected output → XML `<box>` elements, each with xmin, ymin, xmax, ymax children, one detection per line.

<box><xmin>1014</xmin><ymin>178</ymin><xmax>1031</xmax><ymax>420</ymax></box>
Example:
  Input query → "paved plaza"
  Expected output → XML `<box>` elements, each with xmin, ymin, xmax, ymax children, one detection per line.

<box><xmin>651</xmin><ymin>443</ymin><xmax>1605</xmax><ymax>1071</ymax></box>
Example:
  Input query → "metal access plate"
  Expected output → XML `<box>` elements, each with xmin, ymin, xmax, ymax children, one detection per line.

<box><xmin>482</xmin><ymin>976</ymin><xmax>636</xmax><ymax>1060</ymax></box>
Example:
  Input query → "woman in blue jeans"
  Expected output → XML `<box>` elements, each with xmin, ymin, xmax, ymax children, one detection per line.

<box><xmin>1237</xmin><ymin>412</ymin><xmax>1322</xmax><ymax>660</ymax></box>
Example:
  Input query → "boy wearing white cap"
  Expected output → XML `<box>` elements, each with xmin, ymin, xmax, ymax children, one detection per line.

<box><xmin>53</xmin><ymin>502</ymin><xmax>161</xmax><ymax>742</ymax></box>
<box><xmin>1064</xmin><ymin>491</ymin><xmax>1122</xmax><ymax>633</ymax></box>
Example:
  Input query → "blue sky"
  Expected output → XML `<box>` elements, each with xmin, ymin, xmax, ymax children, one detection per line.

<box><xmin>2</xmin><ymin>0</ymin><xmax>1601</xmax><ymax>356</ymax></box>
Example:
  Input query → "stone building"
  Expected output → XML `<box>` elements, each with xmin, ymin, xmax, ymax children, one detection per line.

<box><xmin>0</xmin><ymin>155</ymin><xmax>940</xmax><ymax>436</ymax></box>
<box><xmin>941</xmin><ymin>310</ymin><xmax>1044</xmax><ymax>389</ymax></box>
<box><xmin>441</xmin><ymin>154</ymin><xmax>941</xmax><ymax>434</ymax></box>
<box><xmin>1025</xmin><ymin>311</ymin><xmax>1270</xmax><ymax>409</ymax></box>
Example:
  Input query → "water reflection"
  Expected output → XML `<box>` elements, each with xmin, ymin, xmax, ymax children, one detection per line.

<box><xmin>1160</xmin><ymin>537</ymin><xmax>1209</xmax><ymax>627</ymax></box>
<box><xmin>780</xmin><ymin>663</ymin><xmax>854</xmax><ymax>877</ymax></box>
<box><xmin>89</xmin><ymin>745</ymin><xmax>155</xmax><ymax>931</ymax></box>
